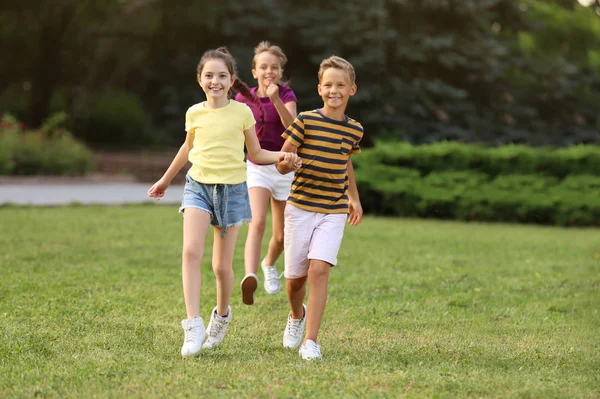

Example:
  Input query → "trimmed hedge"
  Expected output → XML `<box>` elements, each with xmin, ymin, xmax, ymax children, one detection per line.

<box><xmin>356</xmin><ymin>169</ymin><xmax>600</xmax><ymax>226</ymax></box>
<box><xmin>354</xmin><ymin>142</ymin><xmax>600</xmax><ymax>226</ymax></box>
<box><xmin>353</xmin><ymin>141</ymin><xmax>600</xmax><ymax>178</ymax></box>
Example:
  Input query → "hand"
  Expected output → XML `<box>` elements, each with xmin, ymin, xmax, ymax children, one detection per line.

<box><xmin>266</xmin><ymin>82</ymin><xmax>280</xmax><ymax>102</ymax></box>
<box><xmin>290</xmin><ymin>153</ymin><xmax>302</xmax><ymax>171</ymax></box>
<box><xmin>277</xmin><ymin>152</ymin><xmax>301</xmax><ymax>173</ymax></box>
<box><xmin>147</xmin><ymin>178</ymin><xmax>169</xmax><ymax>201</ymax></box>
<box><xmin>348</xmin><ymin>199</ymin><xmax>363</xmax><ymax>226</ymax></box>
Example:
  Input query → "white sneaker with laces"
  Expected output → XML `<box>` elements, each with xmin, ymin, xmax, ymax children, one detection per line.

<box><xmin>240</xmin><ymin>273</ymin><xmax>258</xmax><ymax>305</ymax></box>
<box><xmin>299</xmin><ymin>339</ymin><xmax>322</xmax><ymax>361</ymax></box>
<box><xmin>202</xmin><ymin>306</ymin><xmax>232</xmax><ymax>350</ymax></box>
<box><xmin>283</xmin><ymin>304</ymin><xmax>306</xmax><ymax>349</ymax></box>
<box><xmin>261</xmin><ymin>258</ymin><xmax>282</xmax><ymax>295</ymax></box>
<box><xmin>181</xmin><ymin>317</ymin><xmax>206</xmax><ymax>358</ymax></box>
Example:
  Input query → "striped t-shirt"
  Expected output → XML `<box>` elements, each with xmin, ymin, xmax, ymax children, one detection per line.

<box><xmin>282</xmin><ymin>109</ymin><xmax>364</xmax><ymax>214</ymax></box>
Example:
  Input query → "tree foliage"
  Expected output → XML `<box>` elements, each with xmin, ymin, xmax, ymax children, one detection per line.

<box><xmin>0</xmin><ymin>0</ymin><xmax>598</xmax><ymax>147</ymax></box>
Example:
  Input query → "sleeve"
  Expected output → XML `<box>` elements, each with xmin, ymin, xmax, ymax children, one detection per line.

<box><xmin>281</xmin><ymin>113</ymin><xmax>305</xmax><ymax>148</ymax></box>
<box><xmin>351</xmin><ymin>140</ymin><xmax>361</xmax><ymax>155</ymax></box>
<box><xmin>351</xmin><ymin>123</ymin><xmax>364</xmax><ymax>155</ymax></box>
<box><xmin>280</xmin><ymin>86</ymin><xmax>298</xmax><ymax>105</ymax></box>
<box><xmin>184</xmin><ymin>107</ymin><xmax>193</xmax><ymax>133</ymax></box>
<box><xmin>241</xmin><ymin>103</ymin><xmax>256</xmax><ymax>131</ymax></box>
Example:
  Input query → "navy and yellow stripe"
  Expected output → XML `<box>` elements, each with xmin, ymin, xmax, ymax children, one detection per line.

<box><xmin>282</xmin><ymin>109</ymin><xmax>363</xmax><ymax>214</ymax></box>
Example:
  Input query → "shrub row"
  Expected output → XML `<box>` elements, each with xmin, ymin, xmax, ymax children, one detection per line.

<box><xmin>0</xmin><ymin>114</ymin><xmax>93</xmax><ymax>176</ymax></box>
<box><xmin>353</xmin><ymin>141</ymin><xmax>600</xmax><ymax>178</ymax></box>
<box><xmin>355</xmin><ymin>167</ymin><xmax>600</xmax><ymax>227</ymax></box>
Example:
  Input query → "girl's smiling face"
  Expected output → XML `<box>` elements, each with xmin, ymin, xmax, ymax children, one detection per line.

<box><xmin>252</xmin><ymin>51</ymin><xmax>283</xmax><ymax>89</ymax></box>
<box><xmin>198</xmin><ymin>59</ymin><xmax>234</xmax><ymax>102</ymax></box>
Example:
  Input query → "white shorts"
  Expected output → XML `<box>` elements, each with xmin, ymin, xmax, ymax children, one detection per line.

<box><xmin>284</xmin><ymin>204</ymin><xmax>348</xmax><ymax>279</ymax></box>
<box><xmin>246</xmin><ymin>162</ymin><xmax>294</xmax><ymax>201</ymax></box>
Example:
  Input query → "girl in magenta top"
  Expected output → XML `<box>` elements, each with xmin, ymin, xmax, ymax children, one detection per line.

<box><xmin>233</xmin><ymin>41</ymin><xmax>298</xmax><ymax>304</ymax></box>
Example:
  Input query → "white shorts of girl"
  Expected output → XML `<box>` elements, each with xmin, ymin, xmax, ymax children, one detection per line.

<box><xmin>283</xmin><ymin>203</ymin><xmax>348</xmax><ymax>279</ymax></box>
<box><xmin>246</xmin><ymin>162</ymin><xmax>294</xmax><ymax>201</ymax></box>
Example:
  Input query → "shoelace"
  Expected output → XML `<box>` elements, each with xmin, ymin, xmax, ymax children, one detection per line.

<box><xmin>184</xmin><ymin>326</ymin><xmax>203</xmax><ymax>343</ymax></box>
<box><xmin>264</xmin><ymin>267</ymin><xmax>283</xmax><ymax>288</ymax></box>
<box><xmin>208</xmin><ymin>318</ymin><xmax>227</xmax><ymax>337</ymax></box>
<box><xmin>286</xmin><ymin>316</ymin><xmax>303</xmax><ymax>336</ymax></box>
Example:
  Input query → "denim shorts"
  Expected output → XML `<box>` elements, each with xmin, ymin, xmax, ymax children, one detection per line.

<box><xmin>179</xmin><ymin>173</ymin><xmax>252</xmax><ymax>237</ymax></box>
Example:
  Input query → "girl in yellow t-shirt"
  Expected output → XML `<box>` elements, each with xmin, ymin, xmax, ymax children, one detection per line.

<box><xmin>148</xmin><ymin>47</ymin><xmax>301</xmax><ymax>358</ymax></box>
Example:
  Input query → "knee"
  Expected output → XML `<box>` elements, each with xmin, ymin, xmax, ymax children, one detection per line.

<box><xmin>250</xmin><ymin>219</ymin><xmax>267</xmax><ymax>235</ymax></box>
<box><xmin>182</xmin><ymin>245</ymin><xmax>203</xmax><ymax>263</ymax></box>
<box><xmin>308</xmin><ymin>261</ymin><xmax>330</xmax><ymax>279</ymax></box>
<box><xmin>287</xmin><ymin>277</ymin><xmax>305</xmax><ymax>292</ymax></box>
<box><xmin>212</xmin><ymin>263</ymin><xmax>232</xmax><ymax>280</ymax></box>
<box><xmin>272</xmin><ymin>231</ymin><xmax>284</xmax><ymax>247</ymax></box>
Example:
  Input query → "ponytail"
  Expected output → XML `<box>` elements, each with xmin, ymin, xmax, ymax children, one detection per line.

<box><xmin>232</xmin><ymin>78</ymin><xmax>265</xmax><ymax>139</ymax></box>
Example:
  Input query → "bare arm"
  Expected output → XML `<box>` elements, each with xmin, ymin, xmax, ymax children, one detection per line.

<box><xmin>245</xmin><ymin>125</ymin><xmax>282</xmax><ymax>164</ymax></box>
<box><xmin>347</xmin><ymin>158</ymin><xmax>360</xmax><ymax>203</ymax></box>
<box><xmin>160</xmin><ymin>133</ymin><xmax>194</xmax><ymax>184</ymax></box>
<box><xmin>272</xmin><ymin>99</ymin><xmax>297</xmax><ymax>128</ymax></box>
<box><xmin>148</xmin><ymin>132</ymin><xmax>193</xmax><ymax>199</ymax></box>
<box><xmin>266</xmin><ymin>84</ymin><xmax>297</xmax><ymax>128</ymax></box>
<box><xmin>276</xmin><ymin>141</ymin><xmax>298</xmax><ymax>174</ymax></box>
<box><xmin>347</xmin><ymin>158</ymin><xmax>363</xmax><ymax>225</ymax></box>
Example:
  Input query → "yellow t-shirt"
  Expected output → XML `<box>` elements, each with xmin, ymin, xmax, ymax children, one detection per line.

<box><xmin>185</xmin><ymin>100</ymin><xmax>256</xmax><ymax>184</ymax></box>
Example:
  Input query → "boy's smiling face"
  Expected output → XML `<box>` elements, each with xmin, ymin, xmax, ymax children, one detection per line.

<box><xmin>318</xmin><ymin>68</ymin><xmax>356</xmax><ymax>111</ymax></box>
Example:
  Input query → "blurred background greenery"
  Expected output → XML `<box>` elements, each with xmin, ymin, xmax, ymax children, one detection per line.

<box><xmin>1</xmin><ymin>0</ymin><xmax>599</xmax><ymax>148</ymax></box>
<box><xmin>1</xmin><ymin>0</ymin><xmax>599</xmax><ymax>225</ymax></box>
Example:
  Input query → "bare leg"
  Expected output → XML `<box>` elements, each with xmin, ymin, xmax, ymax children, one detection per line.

<box><xmin>304</xmin><ymin>259</ymin><xmax>330</xmax><ymax>344</ymax></box>
<box><xmin>286</xmin><ymin>276</ymin><xmax>308</xmax><ymax>319</ymax></box>
<box><xmin>181</xmin><ymin>209</ymin><xmax>211</xmax><ymax>318</ymax></box>
<box><xmin>244</xmin><ymin>187</ymin><xmax>271</xmax><ymax>275</ymax></box>
<box><xmin>212</xmin><ymin>225</ymin><xmax>241</xmax><ymax>316</ymax></box>
<box><xmin>264</xmin><ymin>198</ymin><xmax>286</xmax><ymax>266</ymax></box>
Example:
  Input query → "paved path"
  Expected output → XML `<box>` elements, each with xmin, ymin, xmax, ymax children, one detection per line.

<box><xmin>0</xmin><ymin>183</ymin><xmax>185</xmax><ymax>206</ymax></box>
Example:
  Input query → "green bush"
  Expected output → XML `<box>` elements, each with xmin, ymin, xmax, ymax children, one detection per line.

<box><xmin>0</xmin><ymin>113</ymin><xmax>93</xmax><ymax>176</ymax></box>
<box><xmin>490</xmin><ymin>174</ymin><xmax>558</xmax><ymax>192</ymax></box>
<box><xmin>74</xmin><ymin>90</ymin><xmax>150</xmax><ymax>147</ymax></box>
<box><xmin>354</xmin><ymin>164</ymin><xmax>421</xmax><ymax>214</ymax></box>
<box><xmin>358</xmin><ymin>141</ymin><xmax>600</xmax><ymax>178</ymax></box>
<box><xmin>547</xmin><ymin>146</ymin><xmax>600</xmax><ymax>177</ymax></box>
<box><xmin>355</xmin><ymin>166</ymin><xmax>600</xmax><ymax>227</ymax></box>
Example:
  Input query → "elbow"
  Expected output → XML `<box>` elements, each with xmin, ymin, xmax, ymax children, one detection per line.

<box><xmin>248</xmin><ymin>149</ymin><xmax>260</xmax><ymax>161</ymax></box>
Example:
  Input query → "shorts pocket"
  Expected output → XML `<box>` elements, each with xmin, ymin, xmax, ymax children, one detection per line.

<box><xmin>231</xmin><ymin>182</ymin><xmax>248</xmax><ymax>195</ymax></box>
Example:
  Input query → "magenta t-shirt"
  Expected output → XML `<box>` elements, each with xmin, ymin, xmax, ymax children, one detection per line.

<box><xmin>235</xmin><ymin>85</ymin><xmax>297</xmax><ymax>164</ymax></box>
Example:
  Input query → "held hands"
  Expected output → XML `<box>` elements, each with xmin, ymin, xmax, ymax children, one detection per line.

<box><xmin>266</xmin><ymin>82</ymin><xmax>280</xmax><ymax>102</ymax></box>
<box><xmin>277</xmin><ymin>152</ymin><xmax>302</xmax><ymax>174</ymax></box>
<box><xmin>348</xmin><ymin>199</ymin><xmax>363</xmax><ymax>226</ymax></box>
<box><xmin>147</xmin><ymin>178</ymin><xmax>169</xmax><ymax>201</ymax></box>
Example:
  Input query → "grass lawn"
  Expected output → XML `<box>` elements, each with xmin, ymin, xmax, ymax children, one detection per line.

<box><xmin>1</xmin><ymin>205</ymin><xmax>599</xmax><ymax>398</ymax></box>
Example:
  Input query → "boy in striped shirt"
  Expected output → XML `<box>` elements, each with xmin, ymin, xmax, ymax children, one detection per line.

<box><xmin>276</xmin><ymin>56</ymin><xmax>364</xmax><ymax>361</ymax></box>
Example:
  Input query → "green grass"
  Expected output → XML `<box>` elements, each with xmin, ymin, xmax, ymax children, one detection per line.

<box><xmin>1</xmin><ymin>205</ymin><xmax>599</xmax><ymax>398</ymax></box>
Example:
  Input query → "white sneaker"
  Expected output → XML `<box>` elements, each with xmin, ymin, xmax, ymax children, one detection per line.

<box><xmin>181</xmin><ymin>317</ymin><xmax>206</xmax><ymax>358</ymax></box>
<box><xmin>202</xmin><ymin>306</ymin><xmax>232</xmax><ymax>350</ymax></box>
<box><xmin>240</xmin><ymin>273</ymin><xmax>258</xmax><ymax>305</ymax></box>
<box><xmin>261</xmin><ymin>258</ymin><xmax>282</xmax><ymax>295</ymax></box>
<box><xmin>283</xmin><ymin>304</ymin><xmax>306</xmax><ymax>349</ymax></box>
<box><xmin>299</xmin><ymin>339</ymin><xmax>322</xmax><ymax>361</ymax></box>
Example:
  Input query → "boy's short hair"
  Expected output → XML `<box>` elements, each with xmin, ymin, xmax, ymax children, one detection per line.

<box><xmin>318</xmin><ymin>56</ymin><xmax>356</xmax><ymax>85</ymax></box>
